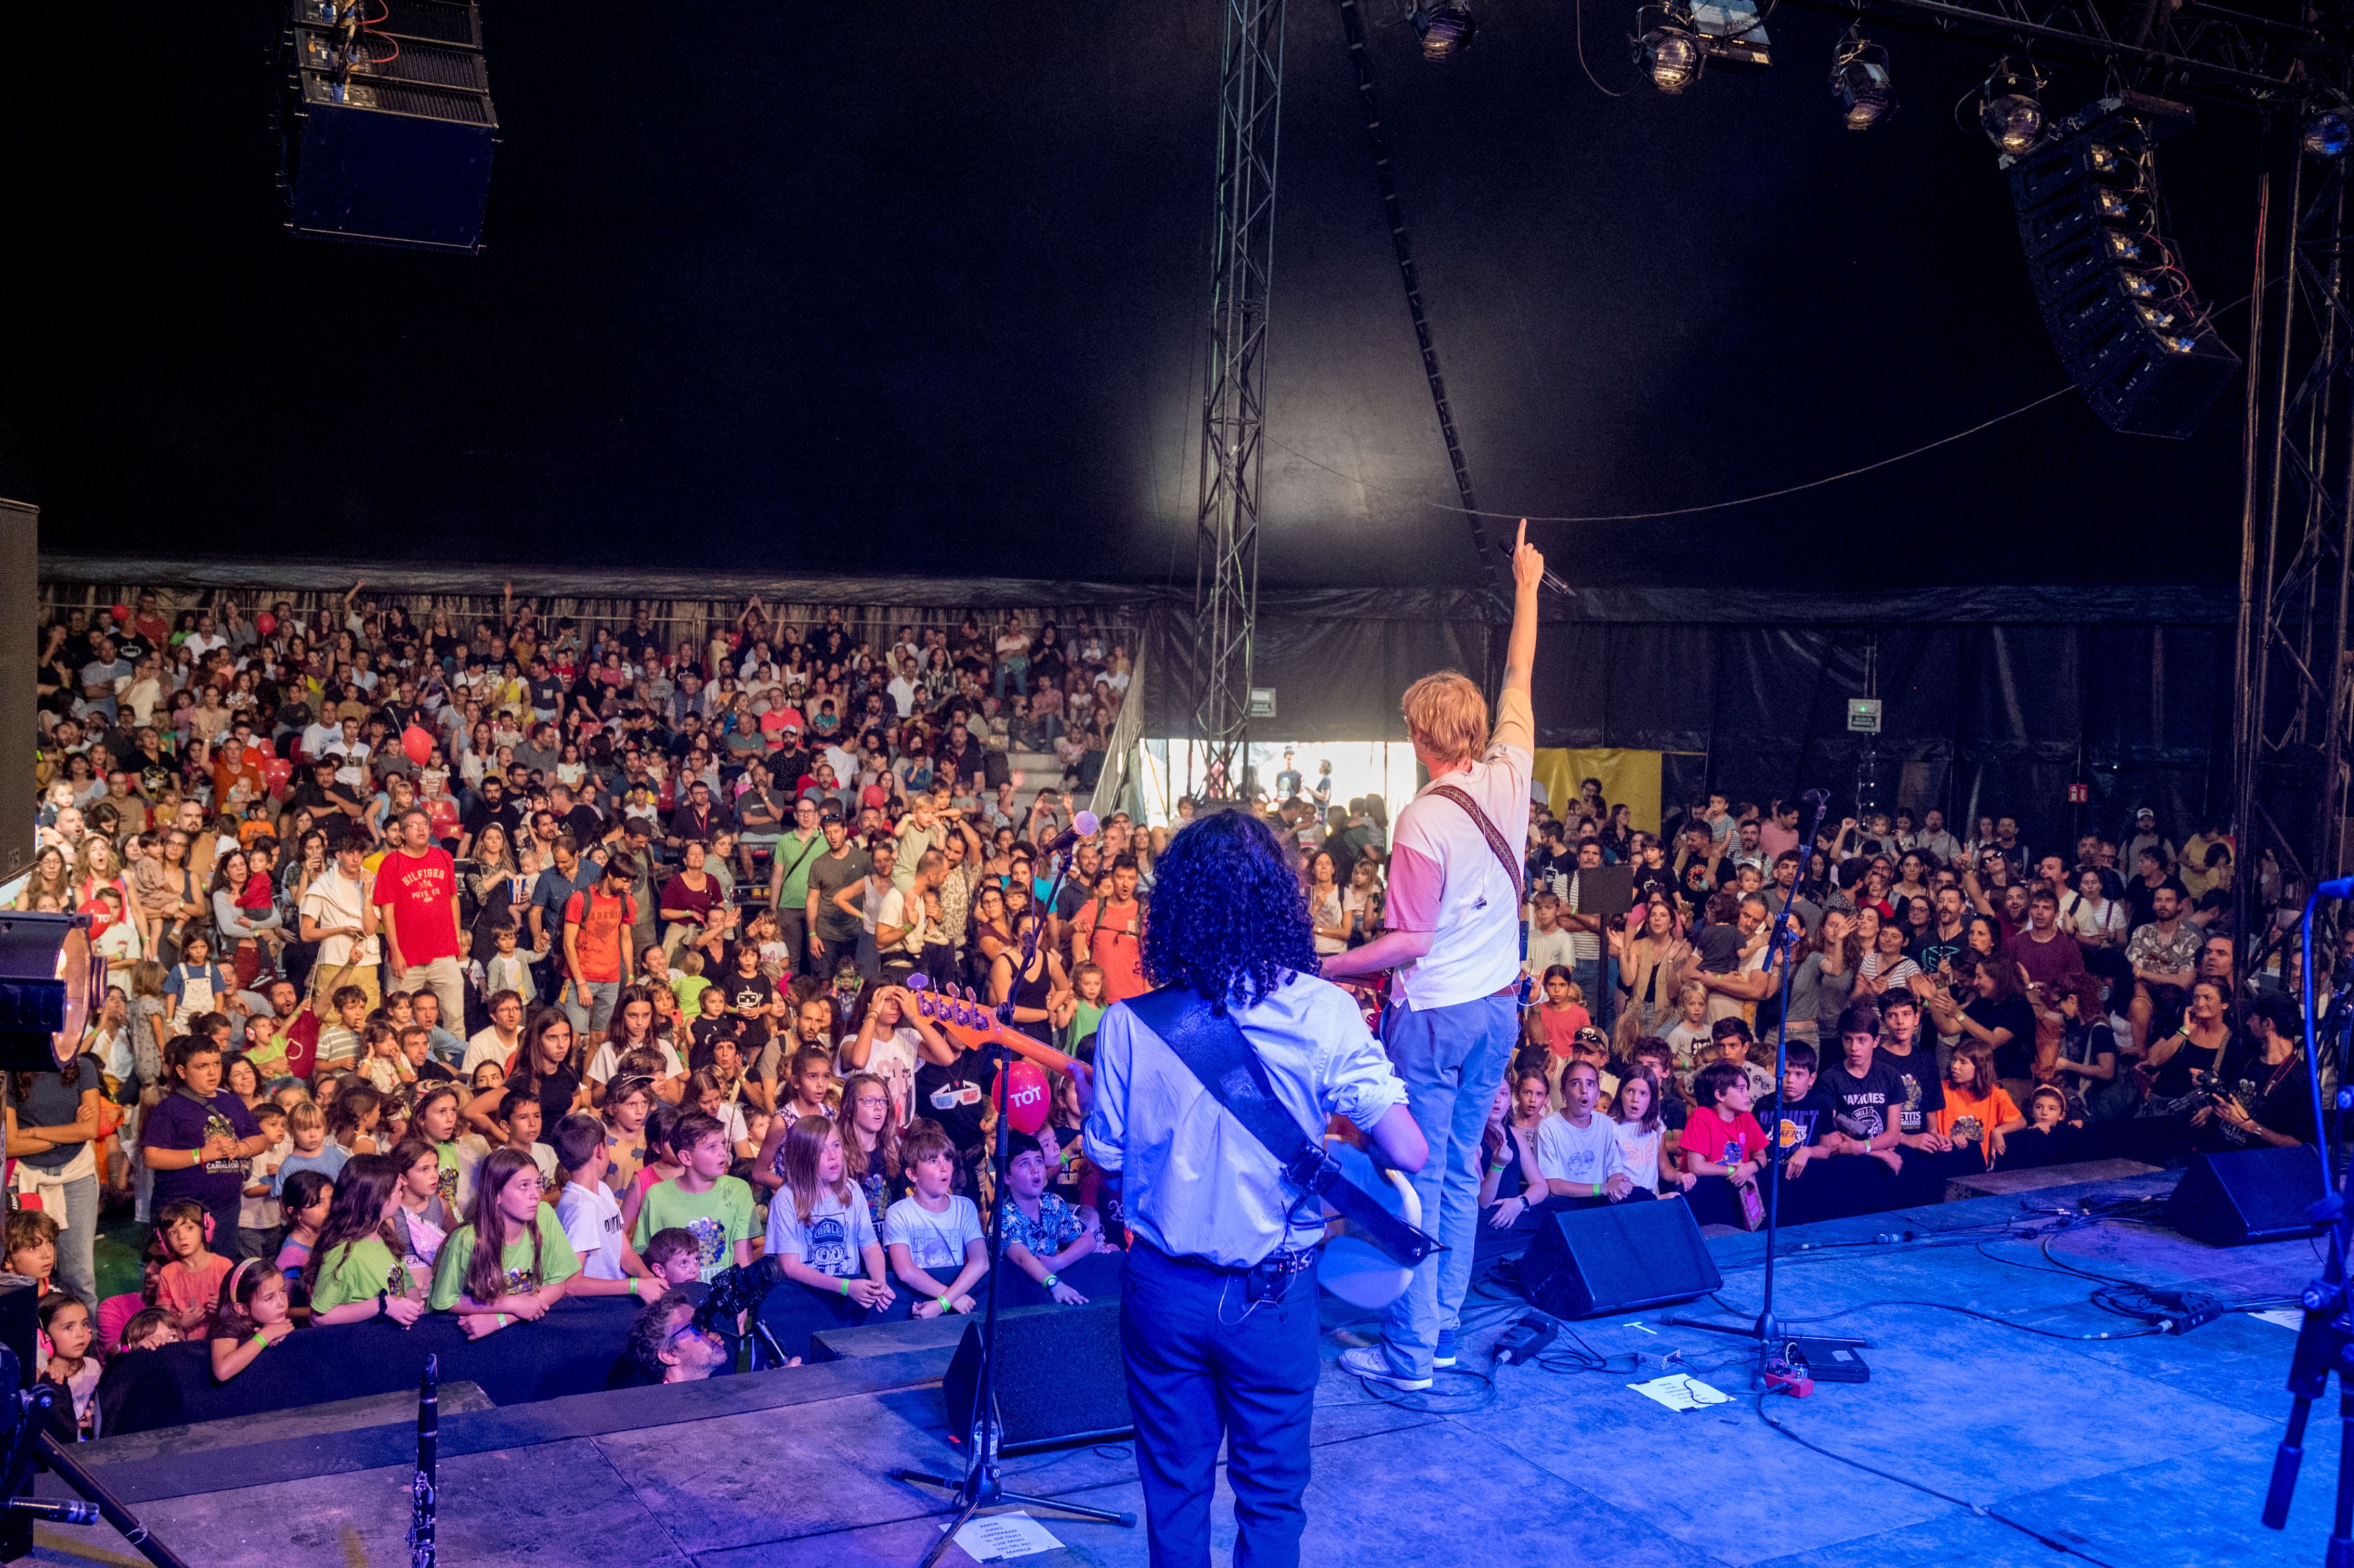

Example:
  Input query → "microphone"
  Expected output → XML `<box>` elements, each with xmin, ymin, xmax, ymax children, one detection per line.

<box><xmin>1038</xmin><ymin>810</ymin><xmax>1101</xmax><ymax>857</ymax></box>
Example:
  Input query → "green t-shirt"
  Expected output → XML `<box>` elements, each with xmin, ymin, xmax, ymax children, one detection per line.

<box><xmin>428</xmin><ymin>1206</ymin><xmax>580</xmax><ymax>1311</ymax></box>
<box><xmin>771</xmin><ymin>828</ymin><xmax>828</xmax><ymax>907</ymax></box>
<box><xmin>1065</xmin><ymin>999</ymin><xmax>1107</xmax><ymax>1055</ymax></box>
<box><xmin>672</xmin><ymin>974</ymin><xmax>713</xmax><ymax>1020</ymax></box>
<box><xmin>311</xmin><ymin>1236</ymin><xmax>407</xmax><ymax>1315</ymax></box>
<box><xmin>632</xmin><ymin>1174</ymin><xmax>756</xmax><ymax>1282</ymax></box>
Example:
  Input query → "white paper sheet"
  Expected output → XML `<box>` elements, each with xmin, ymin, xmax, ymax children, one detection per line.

<box><xmin>1627</xmin><ymin>1373</ymin><xmax>1733</xmax><ymax>1412</ymax></box>
<box><xmin>946</xmin><ymin>1511</ymin><xmax>1066</xmax><ymax>1562</ymax></box>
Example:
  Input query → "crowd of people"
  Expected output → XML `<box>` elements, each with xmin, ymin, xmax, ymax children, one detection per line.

<box><xmin>11</xmin><ymin>586</ymin><xmax>1157</xmax><ymax>1429</ymax></box>
<box><xmin>4</xmin><ymin>580</ymin><xmax>2324</xmax><ymax>1441</ymax></box>
<box><xmin>1488</xmin><ymin>788</ymin><xmax>2324</xmax><ymax>1238</ymax></box>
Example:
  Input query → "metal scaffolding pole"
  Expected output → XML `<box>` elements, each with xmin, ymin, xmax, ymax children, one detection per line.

<box><xmin>1191</xmin><ymin>0</ymin><xmax>1286</xmax><ymax>801</ymax></box>
<box><xmin>2234</xmin><ymin>112</ymin><xmax>2354</xmax><ymax>973</ymax></box>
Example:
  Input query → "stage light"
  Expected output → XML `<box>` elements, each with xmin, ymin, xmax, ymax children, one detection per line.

<box><xmin>1413</xmin><ymin>1</ymin><xmax>1475</xmax><ymax>59</ymax></box>
<box><xmin>2305</xmin><ymin>109</ymin><xmax>2351</xmax><ymax>159</ymax></box>
<box><xmin>1829</xmin><ymin>28</ymin><xmax>1895</xmax><ymax>131</ymax></box>
<box><xmin>0</xmin><ymin>913</ymin><xmax>100</xmax><ymax>1074</ymax></box>
<box><xmin>1979</xmin><ymin>59</ymin><xmax>2046</xmax><ymax>155</ymax></box>
<box><xmin>1635</xmin><ymin>3</ymin><xmax>1705</xmax><ymax>93</ymax></box>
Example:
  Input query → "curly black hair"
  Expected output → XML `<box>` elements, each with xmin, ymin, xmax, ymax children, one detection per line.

<box><xmin>1143</xmin><ymin>808</ymin><xmax>1318</xmax><ymax>1006</ymax></box>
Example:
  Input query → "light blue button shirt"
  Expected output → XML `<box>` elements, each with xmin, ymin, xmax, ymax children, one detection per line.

<box><xmin>1083</xmin><ymin>971</ymin><xmax>1407</xmax><ymax>1269</ymax></box>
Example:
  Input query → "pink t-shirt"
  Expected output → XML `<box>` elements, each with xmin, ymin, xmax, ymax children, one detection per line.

<box><xmin>1384</xmin><ymin>688</ymin><xmax>1535</xmax><ymax>1011</ymax></box>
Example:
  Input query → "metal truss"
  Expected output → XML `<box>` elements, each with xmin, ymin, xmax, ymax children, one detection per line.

<box><xmin>1781</xmin><ymin>0</ymin><xmax>2323</xmax><ymax>107</ymax></box>
<box><xmin>2235</xmin><ymin>118</ymin><xmax>2354</xmax><ymax>956</ymax></box>
<box><xmin>1192</xmin><ymin>0</ymin><xmax>1287</xmax><ymax>799</ymax></box>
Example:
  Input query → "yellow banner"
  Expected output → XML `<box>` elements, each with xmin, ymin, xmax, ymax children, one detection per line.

<box><xmin>1532</xmin><ymin>749</ymin><xmax>1664</xmax><ymax>833</ymax></box>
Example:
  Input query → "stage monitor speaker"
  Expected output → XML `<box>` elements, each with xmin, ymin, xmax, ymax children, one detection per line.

<box><xmin>2166</xmin><ymin>1145</ymin><xmax>2328</xmax><ymax>1246</ymax></box>
<box><xmin>943</xmin><ymin>1301</ymin><xmax>1130</xmax><ymax>1453</ymax></box>
<box><xmin>1518</xmin><ymin>1199</ymin><xmax>1723</xmax><ymax>1319</ymax></box>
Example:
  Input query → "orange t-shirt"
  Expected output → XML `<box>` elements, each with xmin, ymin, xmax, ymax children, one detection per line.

<box><xmin>1078</xmin><ymin>897</ymin><xmax>1148</xmax><ymax>1003</ymax></box>
<box><xmin>1931</xmin><ymin>1082</ymin><xmax>2020</xmax><ymax>1153</ymax></box>
<box><xmin>563</xmin><ymin>888</ymin><xmax>638</xmax><ymax>984</ymax></box>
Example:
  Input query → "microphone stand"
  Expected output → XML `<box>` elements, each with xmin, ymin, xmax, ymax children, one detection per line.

<box><xmin>893</xmin><ymin>834</ymin><xmax>1135</xmax><ymax>1565</ymax></box>
<box><xmin>1663</xmin><ymin>793</ymin><xmax>1867</xmax><ymax>1386</ymax></box>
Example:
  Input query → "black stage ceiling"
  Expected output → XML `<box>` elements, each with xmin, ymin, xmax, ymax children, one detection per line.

<box><xmin>0</xmin><ymin>0</ymin><xmax>2257</xmax><ymax>589</ymax></box>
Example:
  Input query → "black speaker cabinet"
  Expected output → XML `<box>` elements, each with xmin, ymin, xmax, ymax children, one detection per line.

<box><xmin>1518</xmin><ymin>1199</ymin><xmax>1723</xmax><ymax>1318</ymax></box>
<box><xmin>2166</xmin><ymin>1146</ymin><xmax>2329</xmax><ymax>1246</ymax></box>
<box><xmin>943</xmin><ymin>1300</ymin><xmax>1131</xmax><ymax>1452</ymax></box>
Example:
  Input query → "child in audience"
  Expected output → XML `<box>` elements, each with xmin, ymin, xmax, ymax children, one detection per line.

<box><xmin>885</xmin><ymin>1123</ymin><xmax>988</xmax><ymax>1317</ymax></box>
<box><xmin>2021</xmin><ymin>1084</ymin><xmax>2080</xmax><ymax>1136</ymax></box>
<box><xmin>1610</xmin><ymin>1071</ymin><xmax>1692</xmax><ymax>1195</ymax></box>
<box><xmin>838</xmin><ymin>1072</ymin><xmax>904</xmax><ymax>1228</ymax></box>
<box><xmin>1929</xmin><ymin>1039</ymin><xmax>2024</xmax><ymax>1162</ymax></box>
<box><xmin>313</xmin><ymin>985</ymin><xmax>370</xmax><ymax>1077</ymax></box>
<box><xmin>429</xmin><ymin>1146</ymin><xmax>579</xmax><ymax>1338</ymax></box>
<box><xmin>1536</xmin><ymin>1060</ymin><xmax>1629</xmax><ymax>1202</ymax></box>
<box><xmin>387</xmin><ymin>1136</ymin><xmax>453</xmax><ymax>1283</ymax></box>
<box><xmin>495</xmin><ymin>1090</ymin><xmax>558</xmax><ymax>1182</ymax></box>
<box><xmin>620</xmin><ymin>1103</ymin><xmax>686</xmax><ymax>1234</ymax></box>
<box><xmin>640</xmin><ymin>1229</ymin><xmax>704</xmax><ymax>1291</ymax></box>
<box><xmin>1757</xmin><ymin>1040</ymin><xmax>1838</xmax><ymax>1180</ymax></box>
<box><xmin>358</xmin><ymin>1020</ymin><xmax>405</xmax><ymax>1094</ymax></box>
<box><xmin>781</xmin><ymin>1047</ymin><xmax>835</xmax><ymax>1122</ymax></box>
<box><xmin>411</xmin><ymin>1084</ymin><xmax>485</xmax><ymax>1221</ymax></box>
<box><xmin>600</xmin><ymin>1074</ymin><xmax>656</xmax><ymax>1196</ymax></box>
<box><xmin>1051</xmin><ymin>962</ymin><xmax>1108</xmax><ymax>1060</ymax></box>
<box><xmin>671</xmin><ymin>949</ymin><xmax>712</xmax><ymax>1022</ymax></box>
<box><xmin>999</xmin><ymin>1131</ymin><xmax>1096</xmax><ymax>1303</ymax></box>
<box><xmin>688</xmin><ymin>987</ymin><xmax>741</xmax><ymax>1065</ymax></box>
<box><xmin>97</xmin><ymin>1236</ymin><xmax>169</xmax><ymax>1353</ymax></box>
<box><xmin>38</xmin><ymin>1294</ymin><xmax>99</xmax><ymax>1439</ymax></box>
<box><xmin>485</xmin><ymin>920</ymin><xmax>537</xmax><ymax>1010</ymax></box>
<box><xmin>306</xmin><ymin>1154</ymin><xmax>427</xmax><ymax>1325</ymax></box>
<box><xmin>238</xmin><ymin>1101</ymin><xmax>291</xmax><ymax>1262</ymax></box>
<box><xmin>273</xmin><ymin>1100</ymin><xmax>350</xmax><ymax>1198</ymax></box>
<box><xmin>685</xmin><ymin>1068</ymin><xmax>755</xmax><ymax>1159</ymax></box>
<box><xmin>1681</xmin><ymin>1061</ymin><xmax>1767</xmax><ymax>1188</ymax></box>
<box><xmin>327</xmin><ymin>1083</ymin><xmax>383</xmax><ymax>1156</ymax></box>
<box><xmin>208</xmin><ymin>1258</ymin><xmax>295</xmax><ymax>1382</ymax></box>
<box><xmin>154</xmin><ymin>1200</ymin><xmax>233</xmax><ymax>1336</ymax></box>
<box><xmin>116</xmin><ymin>1308</ymin><xmax>180</xmax><ymax>1353</ymax></box>
<box><xmin>552</xmin><ymin>1113</ymin><xmax>657</xmax><ymax>1298</ymax></box>
<box><xmin>5</xmin><ymin>1211</ymin><xmax>60</xmax><ymax>1296</ymax></box>
<box><xmin>765</xmin><ymin>1115</ymin><xmax>894</xmax><ymax>1316</ymax></box>
<box><xmin>632</xmin><ymin>1113</ymin><xmax>756</xmax><ymax>1282</ymax></box>
<box><xmin>471</xmin><ymin>1060</ymin><xmax>508</xmax><ymax>1096</ymax></box>
<box><xmin>276</xmin><ymin>1168</ymin><xmax>335</xmax><ymax>1284</ymax></box>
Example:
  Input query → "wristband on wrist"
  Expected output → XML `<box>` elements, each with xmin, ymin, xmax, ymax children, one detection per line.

<box><xmin>495</xmin><ymin>1313</ymin><xmax>509</xmax><ymax>1328</ymax></box>
<box><xmin>252</xmin><ymin>1330</ymin><xmax>270</xmax><ymax>1349</ymax></box>
<box><xmin>629</xmin><ymin>1277</ymin><xmax>640</xmax><ymax>1297</ymax></box>
<box><xmin>937</xmin><ymin>1295</ymin><xmax>953</xmax><ymax>1312</ymax></box>
<box><xmin>838</xmin><ymin>1277</ymin><xmax>852</xmax><ymax>1297</ymax></box>
<box><xmin>1043</xmin><ymin>1273</ymin><xmax>1059</xmax><ymax>1290</ymax></box>
<box><xmin>376</xmin><ymin>1290</ymin><xmax>389</xmax><ymax>1317</ymax></box>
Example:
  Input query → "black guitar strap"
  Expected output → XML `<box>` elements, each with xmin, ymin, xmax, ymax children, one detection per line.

<box><xmin>1125</xmin><ymin>985</ymin><xmax>1443</xmax><ymax>1269</ymax></box>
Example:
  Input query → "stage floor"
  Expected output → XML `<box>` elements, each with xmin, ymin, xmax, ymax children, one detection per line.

<box><xmin>27</xmin><ymin>1171</ymin><xmax>2340</xmax><ymax>1568</ymax></box>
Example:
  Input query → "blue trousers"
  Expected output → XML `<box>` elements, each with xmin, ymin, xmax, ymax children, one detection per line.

<box><xmin>1377</xmin><ymin>992</ymin><xmax>1518</xmax><ymax>1378</ymax></box>
<box><xmin>1121</xmin><ymin>1243</ymin><xmax>1319</xmax><ymax>1568</ymax></box>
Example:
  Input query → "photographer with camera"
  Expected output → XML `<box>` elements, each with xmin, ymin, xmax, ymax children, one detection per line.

<box><xmin>2190</xmin><ymin>991</ymin><xmax>2312</xmax><ymax>1152</ymax></box>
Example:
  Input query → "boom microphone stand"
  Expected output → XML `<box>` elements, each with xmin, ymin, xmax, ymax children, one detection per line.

<box><xmin>893</xmin><ymin>814</ymin><xmax>1135</xmax><ymax>1565</ymax></box>
<box><xmin>1664</xmin><ymin>791</ymin><xmax>1867</xmax><ymax>1386</ymax></box>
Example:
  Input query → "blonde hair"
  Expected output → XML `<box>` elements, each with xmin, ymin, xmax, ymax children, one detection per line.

<box><xmin>1400</xmin><ymin>672</ymin><xmax>1488</xmax><ymax>767</ymax></box>
<box><xmin>287</xmin><ymin>1100</ymin><xmax>326</xmax><ymax>1133</ymax></box>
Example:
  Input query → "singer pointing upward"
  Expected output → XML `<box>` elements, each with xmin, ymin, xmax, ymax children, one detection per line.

<box><xmin>1323</xmin><ymin>518</ymin><xmax>1546</xmax><ymax>1390</ymax></box>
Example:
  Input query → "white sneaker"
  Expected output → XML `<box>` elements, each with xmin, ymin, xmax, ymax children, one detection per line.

<box><xmin>1338</xmin><ymin>1344</ymin><xmax>1432</xmax><ymax>1391</ymax></box>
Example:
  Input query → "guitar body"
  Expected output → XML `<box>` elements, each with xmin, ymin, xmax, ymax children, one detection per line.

<box><xmin>1315</xmin><ymin>1135</ymin><xmax>1424</xmax><ymax>1309</ymax></box>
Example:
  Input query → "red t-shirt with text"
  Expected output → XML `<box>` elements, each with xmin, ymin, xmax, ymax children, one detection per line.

<box><xmin>372</xmin><ymin>847</ymin><xmax>462</xmax><ymax>966</ymax></box>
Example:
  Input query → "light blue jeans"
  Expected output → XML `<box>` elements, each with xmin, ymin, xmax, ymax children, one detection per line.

<box><xmin>564</xmin><ymin>979</ymin><xmax>620</xmax><ymax>1039</ymax></box>
<box><xmin>1377</xmin><ymin>992</ymin><xmax>1517</xmax><ymax>1379</ymax></box>
<box><xmin>42</xmin><ymin>1172</ymin><xmax>100</xmax><ymax>1312</ymax></box>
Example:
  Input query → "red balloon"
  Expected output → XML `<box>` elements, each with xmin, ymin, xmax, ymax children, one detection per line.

<box><xmin>109</xmin><ymin>603</ymin><xmax>131</xmax><ymax>624</ymax></box>
<box><xmin>255</xmin><ymin>612</ymin><xmax>277</xmax><ymax>637</ymax></box>
<box><xmin>401</xmin><ymin>725</ymin><xmax>435</xmax><ymax>767</ymax></box>
<box><xmin>262</xmin><ymin>758</ymin><xmax>292</xmax><ymax>789</ymax></box>
<box><xmin>997</xmin><ymin>1060</ymin><xmax>1052</xmax><ymax>1137</ymax></box>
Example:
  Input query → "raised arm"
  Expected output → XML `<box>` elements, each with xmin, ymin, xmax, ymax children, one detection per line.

<box><xmin>1501</xmin><ymin>518</ymin><xmax>1543</xmax><ymax>702</ymax></box>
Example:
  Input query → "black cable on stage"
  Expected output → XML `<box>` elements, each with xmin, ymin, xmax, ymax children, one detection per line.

<box><xmin>1750</xmin><ymin>1394</ymin><xmax>2130</xmax><ymax>1568</ymax></box>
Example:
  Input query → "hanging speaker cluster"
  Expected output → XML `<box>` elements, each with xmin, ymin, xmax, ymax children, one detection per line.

<box><xmin>2006</xmin><ymin>95</ymin><xmax>2241</xmax><ymax>439</ymax></box>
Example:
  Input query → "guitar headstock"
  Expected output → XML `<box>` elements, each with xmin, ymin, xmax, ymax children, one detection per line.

<box><xmin>904</xmin><ymin>973</ymin><xmax>1079</xmax><ymax>1077</ymax></box>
